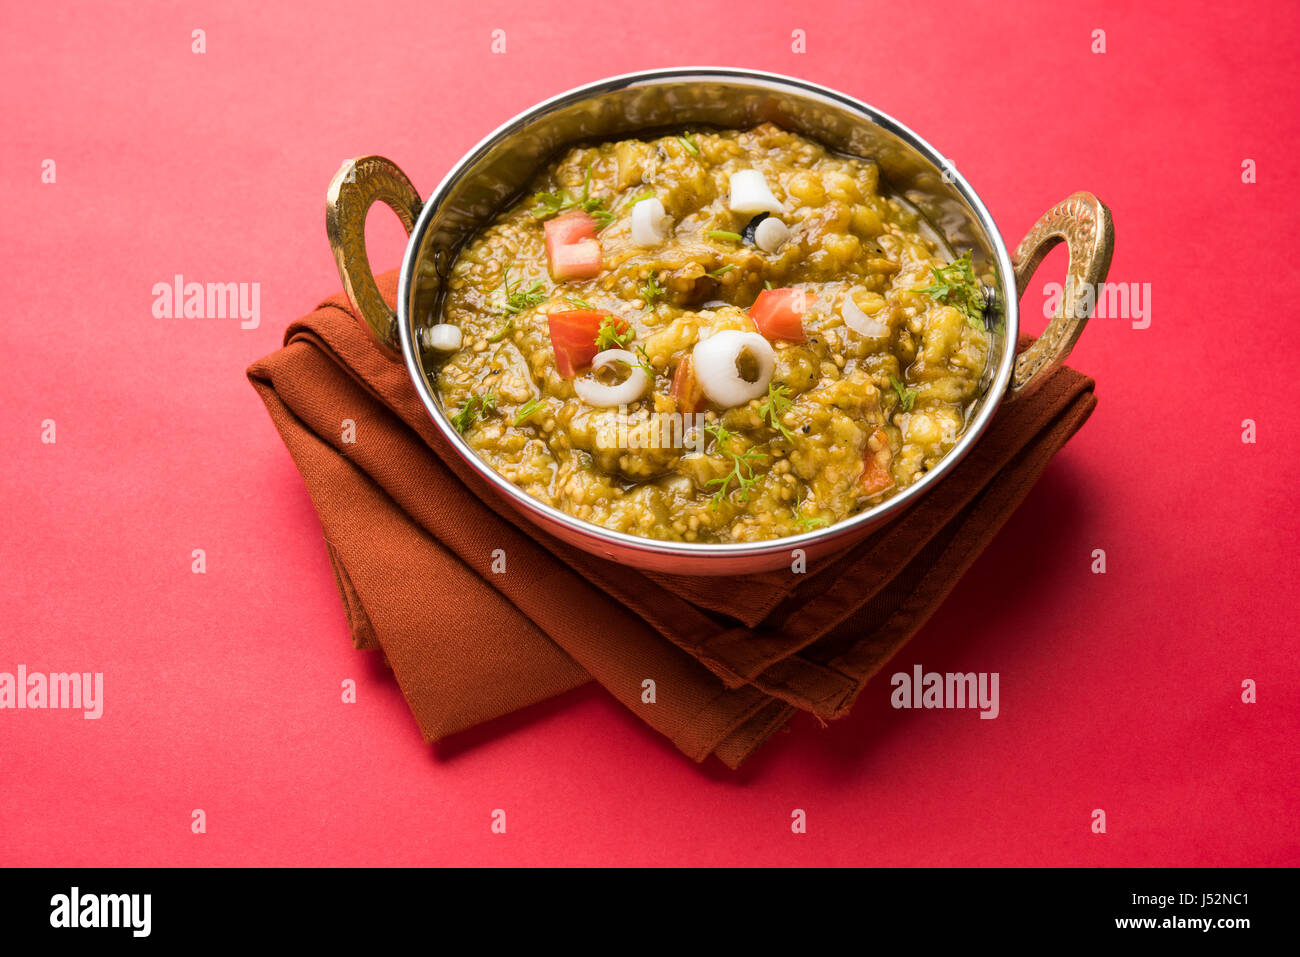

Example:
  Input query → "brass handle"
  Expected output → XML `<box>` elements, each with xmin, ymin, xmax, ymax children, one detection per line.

<box><xmin>1007</xmin><ymin>191</ymin><xmax>1114</xmax><ymax>400</ymax></box>
<box><xmin>325</xmin><ymin>156</ymin><xmax>423</xmax><ymax>359</ymax></box>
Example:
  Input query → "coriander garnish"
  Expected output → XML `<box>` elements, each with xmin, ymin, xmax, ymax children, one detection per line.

<box><xmin>913</xmin><ymin>250</ymin><xmax>988</xmax><ymax>331</ymax></box>
<box><xmin>488</xmin><ymin>266</ymin><xmax>545</xmax><ymax>340</ymax></box>
<box><xmin>632</xmin><ymin>343</ymin><xmax>655</xmax><ymax>378</ymax></box>
<box><xmin>451</xmin><ymin>390</ymin><xmax>498</xmax><ymax>434</ymax></box>
<box><xmin>639</xmin><ymin>274</ymin><xmax>663</xmax><ymax>307</ymax></box>
<box><xmin>498</xmin><ymin>266</ymin><xmax>545</xmax><ymax>315</ymax></box>
<box><xmin>795</xmin><ymin>512</ymin><xmax>829</xmax><ymax>531</ymax></box>
<box><xmin>595</xmin><ymin>315</ymin><xmax>633</xmax><ymax>350</ymax></box>
<box><xmin>530</xmin><ymin>163</ymin><xmax>614</xmax><ymax>227</ymax></box>
<box><xmin>578</xmin><ymin>164</ymin><xmax>615</xmax><ymax>228</ymax></box>
<box><xmin>678</xmin><ymin>133</ymin><xmax>701</xmax><ymax>157</ymax></box>
<box><xmin>564</xmin><ymin>294</ymin><xmax>595</xmax><ymax>309</ymax></box>
<box><xmin>757</xmin><ymin>382</ymin><xmax>796</xmax><ymax>441</ymax></box>
<box><xmin>704</xmin><ymin>422</ymin><xmax>763</xmax><ymax>509</ymax></box>
<box><xmin>707</xmin><ymin>230</ymin><xmax>743</xmax><ymax>243</ymax></box>
<box><xmin>530</xmin><ymin>190</ymin><xmax>569</xmax><ymax>219</ymax></box>
<box><xmin>513</xmin><ymin>397</ymin><xmax>543</xmax><ymax>426</ymax></box>
<box><xmin>889</xmin><ymin>375</ymin><xmax>917</xmax><ymax>413</ymax></box>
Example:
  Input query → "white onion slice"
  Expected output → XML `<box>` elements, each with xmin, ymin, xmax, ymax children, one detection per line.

<box><xmin>630</xmin><ymin>197</ymin><xmax>671</xmax><ymax>246</ymax></box>
<box><xmin>424</xmin><ymin>324</ymin><xmax>462</xmax><ymax>351</ymax></box>
<box><xmin>754</xmin><ymin>216</ymin><xmax>791</xmax><ymax>252</ymax></box>
<box><xmin>692</xmin><ymin>330</ymin><xmax>775</xmax><ymax>407</ymax></box>
<box><xmin>728</xmin><ymin>170</ymin><xmax>783</xmax><ymax>216</ymax></box>
<box><xmin>573</xmin><ymin>349</ymin><xmax>649</xmax><ymax>407</ymax></box>
<box><xmin>841</xmin><ymin>291</ymin><xmax>890</xmax><ymax>338</ymax></box>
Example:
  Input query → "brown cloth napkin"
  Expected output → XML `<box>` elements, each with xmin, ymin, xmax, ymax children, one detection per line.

<box><xmin>248</xmin><ymin>272</ymin><xmax>1096</xmax><ymax>768</ymax></box>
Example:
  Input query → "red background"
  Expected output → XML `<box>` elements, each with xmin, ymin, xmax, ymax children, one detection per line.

<box><xmin>2</xmin><ymin>0</ymin><xmax>1297</xmax><ymax>866</ymax></box>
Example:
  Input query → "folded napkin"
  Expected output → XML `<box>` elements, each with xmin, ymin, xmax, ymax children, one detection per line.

<box><xmin>248</xmin><ymin>272</ymin><xmax>1096</xmax><ymax>768</ymax></box>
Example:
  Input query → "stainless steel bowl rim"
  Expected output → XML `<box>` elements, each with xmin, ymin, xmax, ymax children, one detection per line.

<box><xmin>395</xmin><ymin>66</ymin><xmax>1018</xmax><ymax>561</ymax></box>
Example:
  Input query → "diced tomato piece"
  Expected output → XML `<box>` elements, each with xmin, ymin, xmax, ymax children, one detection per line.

<box><xmin>749</xmin><ymin>287</ymin><xmax>811</xmax><ymax>342</ymax></box>
<box><xmin>545</xmin><ymin>209</ymin><xmax>596</xmax><ymax>247</ymax></box>
<box><xmin>860</xmin><ymin>428</ymin><xmax>895</xmax><ymax>496</ymax></box>
<box><xmin>670</xmin><ymin>355</ymin><xmax>707</xmax><ymax>414</ymax></box>
<box><xmin>548</xmin><ymin>238</ymin><xmax>602</xmax><ymax>280</ymax></box>
<box><xmin>545</xmin><ymin>211</ymin><xmax>602</xmax><ymax>280</ymax></box>
<box><xmin>546</xmin><ymin>310</ymin><xmax>627</xmax><ymax>378</ymax></box>
<box><xmin>547</xmin><ymin>310</ymin><xmax>604</xmax><ymax>377</ymax></box>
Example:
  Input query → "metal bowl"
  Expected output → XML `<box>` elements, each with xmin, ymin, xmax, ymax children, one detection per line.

<box><xmin>326</xmin><ymin>67</ymin><xmax>1112</xmax><ymax>575</ymax></box>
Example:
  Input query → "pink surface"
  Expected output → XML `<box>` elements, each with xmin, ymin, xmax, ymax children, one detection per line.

<box><xmin>2</xmin><ymin>0</ymin><xmax>1297</xmax><ymax>867</ymax></box>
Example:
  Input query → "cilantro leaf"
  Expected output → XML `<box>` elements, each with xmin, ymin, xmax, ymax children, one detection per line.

<box><xmin>889</xmin><ymin>375</ymin><xmax>917</xmax><ymax>413</ymax></box>
<box><xmin>594</xmin><ymin>316</ymin><xmax>633</xmax><ymax>351</ymax></box>
<box><xmin>757</xmin><ymin>383</ymin><xmax>796</xmax><ymax>441</ymax></box>
<box><xmin>913</xmin><ymin>250</ymin><xmax>990</xmax><ymax>329</ymax></box>
<box><xmin>704</xmin><ymin>422</ymin><xmax>764</xmax><ymax>509</ymax></box>
<box><xmin>451</xmin><ymin>390</ymin><xmax>498</xmax><ymax>434</ymax></box>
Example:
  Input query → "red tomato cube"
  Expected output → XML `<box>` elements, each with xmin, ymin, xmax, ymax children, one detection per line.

<box><xmin>546</xmin><ymin>309</ymin><xmax>626</xmax><ymax>377</ymax></box>
<box><xmin>545</xmin><ymin>211</ymin><xmax>602</xmax><ymax>280</ymax></box>
<box><xmin>749</xmin><ymin>287</ymin><xmax>811</xmax><ymax>342</ymax></box>
<box><xmin>548</xmin><ymin>238</ymin><xmax>602</xmax><ymax>280</ymax></box>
